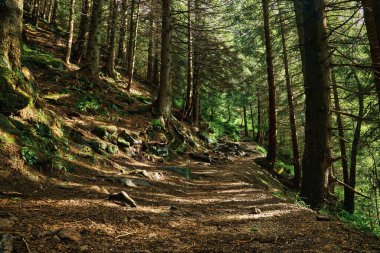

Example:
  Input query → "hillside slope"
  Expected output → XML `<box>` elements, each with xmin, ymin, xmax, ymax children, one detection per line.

<box><xmin>0</xmin><ymin>22</ymin><xmax>380</xmax><ymax>253</ymax></box>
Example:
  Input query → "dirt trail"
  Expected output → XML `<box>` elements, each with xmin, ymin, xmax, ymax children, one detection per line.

<box><xmin>1</xmin><ymin>154</ymin><xmax>380</xmax><ymax>253</ymax></box>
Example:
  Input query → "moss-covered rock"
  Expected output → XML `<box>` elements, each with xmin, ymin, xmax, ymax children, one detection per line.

<box><xmin>0</xmin><ymin>67</ymin><xmax>31</xmax><ymax>115</ymax></box>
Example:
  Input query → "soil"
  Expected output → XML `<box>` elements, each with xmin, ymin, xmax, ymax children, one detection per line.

<box><xmin>1</xmin><ymin>151</ymin><xmax>380</xmax><ymax>253</ymax></box>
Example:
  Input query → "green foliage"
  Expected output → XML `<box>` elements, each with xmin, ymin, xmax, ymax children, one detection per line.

<box><xmin>209</xmin><ymin>120</ymin><xmax>240</xmax><ymax>141</ymax></box>
<box><xmin>336</xmin><ymin>210</ymin><xmax>380</xmax><ymax>237</ymax></box>
<box><xmin>151</xmin><ymin>118</ymin><xmax>165</xmax><ymax>129</ymax></box>
<box><xmin>255</xmin><ymin>145</ymin><xmax>267</xmax><ymax>155</ymax></box>
<box><xmin>77</xmin><ymin>95</ymin><xmax>100</xmax><ymax>112</ymax></box>
<box><xmin>20</xmin><ymin>146</ymin><xmax>38</xmax><ymax>165</ymax></box>
<box><xmin>275</xmin><ymin>160</ymin><xmax>294</xmax><ymax>176</ymax></box>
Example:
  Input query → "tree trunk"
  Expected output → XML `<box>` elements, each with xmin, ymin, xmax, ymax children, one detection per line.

<box><xmin>373</xmin><ymin>1</ymin><xmax>380</xmax><ymax>48</ymax></box>
<box><xmin>279</xmin><ymin>8</ymin><xmax>301</xmax><ymax>190</ymax></box>
<box><xmin>362</xmin><ymin>0</ymin><xmax>380</xmax><ymax>109</ymax></box>
<box><xmin>83</xmin><ymin>0</ymin><xmax>104</xmax><ymax>83</ymax></box>
<box><xmin>250</xmin><ymin>105</ymin><xmax>255</xmax><ymax>142</ymax></box>
<box><xmin>262</xmin><ymin>0</ymin><xmax>277</xmax><ymax>164</ymax></box>
<box><xmin>118</xmin><ymin>0</ymin><xmax>129</xmax><ymax>66</ymax></box>
<box><xmin>293</xmin><ymin>0</ymin><xmax>306</xmax><ymax>78</ymax></box>
<box><xmin>51</xmin><ymin>0</ymin><xmax>59</xmax><ymax>25</ymax></box>
<box><xmin>300</xmin><ymin>0</ymin><xmax>332</xmax><ymax>209</ymax></box>
<box><xmin>126</xmin><ymin>0</ymin><xmax>141</xmax><ymax>91</ymax></box>
<box><xmin>345</xmin><ymin>74</ymin><xmax>365</xmax><ymax>213</ymax></box>
<box><xmin>153</xmin><ymin>29</ymin><xmax>160</xmax><ymax>87</ymax></box>
<box><xmin>155</xmin><ymin>0</ymin><xmax>173</xmax><ymax>122</ymax></box>
<box><xmin>147</xmin><ymin>9</ymin><xmax>154</xmax><ymax>82</ymax></box>
<box><xmin>76</xmin><ymin>0</ymin><xmax>91</xmax><ymax>64</ymax></box>
<box><xmin>32</xmin><ymin>0</ymin><xmax>39</xmax><ymax>27</ymax></box>
<box><xmin>255</xmin><ymin>98</ymin><xmax>263</xmax><ymax>144</ymax></box>
<box><xmin>106</xmin><ymin>0</ymin><xmax>118</xmax><ymax>77</ymax></box>
<box><xmin>331</xmin><ymin>70</ymin><xmax>350</xmax><ymax>210</ymax></box>
<box><xmin>184</xmin><ymin>0</ymin><xmax>193</xmax><ymax>118</ymax></box>
<box><xmin>0</xmin><ymin>0</ymin><xmax>23</xmax><ymax>70</ymax></box>
<box><xmin>243</xmin><ymin>106</ymin><xmax>249</xmax><ymax>137</ymax></box>
<box><xmin>64</xmin><ymin>0</ymin><xmax>76</xmax><ymax>64</ymax></box>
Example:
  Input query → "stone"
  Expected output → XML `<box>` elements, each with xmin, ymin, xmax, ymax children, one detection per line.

<box><xmin>133</xmin><ymin>179</ymin><xmax>151</xmax><ymax>187</ymax></box>
<box><xmin>79</xmin><ymin>245</ymin><xmax>89</xmax><ymax>252</ymax></box>
<box><xmin>164</xmin><ymin>167</ymin><xmax>192</xmax><ymax>180</ymax></box>
<box><xmin>120</xmin><ymin>178</ymin><xmax>136</xmax><ymax>187</ymax></box>
<box><xmin>0</xmin><ymin>219</ymin><xmax>14</xmax><ymax>228</ymax></box>
<box><xmin>251</xmin><ymin>207</ymin><xmax>262</xmax><ymax>215</ymax></box>
<box><xmin>57</xmin><ymin>228</ymin><xmax>82</xmax><ymax>242</ymax></box>
<box><xmin>119</xmin><ymin>130</ymin><xmax>140</xmax><ymax>146</ymax></box>
<box><xmin>0</xmin><ymin>234</ymin><xmax>13</xmax><ymax>253</ymax></box>
<box><xmin>52</xmin><ymin>235</ymin><xmax>61</xmax><ymax>242</ymax></box>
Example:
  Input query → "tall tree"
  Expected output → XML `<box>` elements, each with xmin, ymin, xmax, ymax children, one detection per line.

<box><xmin>106</xmin><ymin>0</ymin><xmax>119</xmax><ymax>77</ymax></box>
<box><xmin>64</xmin><ymin>0</ymin><xmax>76</xmax><ymax>64</ymax></box>
<box><xmin>155</xmin><ymin>0</ymin><xmax>173</xmax><ymax>122</ymax></box>
<box><xmin>262</xmin><ymin>0</ymin><xmax>277</xmax><ymax>164</ymax></box>
<box><xmin>183</xmin><ymin>0</ymin><xmax>193</xmax><ymax>118</ymax></box>
<box><xmin>300</xmin><ymin>0</ymin><xmax>332</xmax><ymax>208</ymax></box>
<box><xmin>76</xmin><ymin>0</ymin><xmax>91</xmax><ymax>64</ymax></box>
<box><xmin>279</xmin><ymin>8</ymin><xmax>301</xmax><ymax>189</ymax></box>
<box><xmin>146</xmin><ymin>8</ymin><xmax>155</xmax><ymax>82</ymax></box>
<box><xmin>126</xmin><ymin>0</ymin><xmax>141</xmax><ymax>91</ymax></box>
<box><xmin>117</xmin><ymin>0</ymin><xmax>129</xmax><ymax>65</ymax></box>
<box><xmin>0</xmin><ymin>0</ymin><xmax>23</xmax><ymax>70</ymax></box>
<box><xmin>362</xmin><ymin>0</ymin><xmax>380</xmax><ymax>108</ymax></box>
<box><xmin>83</xmin><ymin>0</ymin><xmax>104</xmax><ymax>83</ymax></box>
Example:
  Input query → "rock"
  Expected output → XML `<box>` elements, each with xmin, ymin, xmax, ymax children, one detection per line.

<box><xmin>164</xmin><ymin>167</ymin><xmax>192</xmax><ymax>180</ymax></box>
<box><xmin>107</xmin><ymin>144</ymin><xmax>119</xmax><ymax>154</ymax></box>
<box><xmin>188</xmin><ymin>212</ymin><xmax>204</xmax><ymax>218</ymax></box>
<box><xmin>133</xmin><ymin>179</ymin><xmax>151</xmax><ymax>187</ymax></box>
<box><xmin>190</xmin><ymin>153</ymin><xmax>211</xmax><ymax>163</ymax></box>
<box><xmin>85</xmin><ymin>185</ymin><xmax>109</xmax><ymax>195</ymax></box>
<box><xmin>316</xmin><ymin>215</ymin><xmax>332</xmax><ymax>221</ymax></box>
<box><xmin>120</xmin><ymin>178</ymin><xmax>137</xmax><ymax>187</ymax></box>
<box><xmin>57</xmin><ymin>228</ymin><xmax>82</xmax><ymax>242</ymax></box>
<box><xmin>0</xmin><ymin>234</ymin><xmax>13</xmax><ymax>253</ymax></box>
<box><xmin>79</xmin><ymin>245</ymin><xmax>89</xmax><ymax>252</ymax></box>
<box><xmin>151</xmin><ymin>172</ymin><xmax>164</xmax><ymax>181</ymax></box>
<box><xmin>91</xmin><ymin>125</ymin><xmax>117</xmax><ymax>141</ymax></box>
<box><xmin>117</xmin><ymin>137</ymin><xmax>131</xmax><ymax>148</ymax></box>
<box><xmin>0</xmin><ymin>67</ymin><xmax>31</xmax><ymax>115</ymax></box>
<box><xmin>108</xmin><ymin>191</ymin><xmax>137</xmax><ymax>208</ymax></box>
<box><xmin>157</xmin><ymin>145</ymin><xmax>169</xmax><ymax>157</ymax></box>
<box><xmin>52</xmin><ymin>235</ymin><xmax>61</xmax><ymax>243</ymax></box>
<box><xmin>251</xmin><ymin>207</ymin><xmax>262</xmax><ymax>215</ymax></box>
<box><xmin>0</xmin><ymin>218</ymin><xmax>14</xmax><ymax>229</ymax></box>
<box><xmin>119</xmin><ymin>130</ymin><xmax>141</xmax><ymax>146</ymax></box>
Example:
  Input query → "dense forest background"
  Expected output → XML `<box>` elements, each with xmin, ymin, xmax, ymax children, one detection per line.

<box><xmin>1</xmin><ymin>0</ymin><xmax>380</xmax><ymax>240</ymax></box>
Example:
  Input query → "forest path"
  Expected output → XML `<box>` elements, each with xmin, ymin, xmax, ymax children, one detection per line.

<box><xmin>1</xmin><ymin>154</ymin><xmax>380</xmax><ymax>252</ymax></box>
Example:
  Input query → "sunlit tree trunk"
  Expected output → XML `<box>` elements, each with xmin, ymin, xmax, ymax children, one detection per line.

<box><xmin>262</xmin><ymin>0</ymin><xmax>277</xmax><ymax>165</ymax></box>
<box><xmin>64</xmin><ymin>0</ymin><xmax>76</xmax><ymax>64</ymax></box>
<box><xmin>0</xmin><ymin>0</ymin><xmax>23</xmax><ymax>70</ymax></box>
<box><xmin>300</xmin><ymin>0</ymin><xmax>332</xmax><ymax>208</ymax></box>
<box><xmin>118</xmin><ymin>0</ymin><xmax>129</xmax><ymax>66</ymax></box>
<box><xmin>184</xmin><ymin>0</ymin><xmax>193</xmax><ymax>118</ymax></box>
<box><xmin>76</xmin><ymin>0</ymin><xmax>91</xmax><ymax>64</ymax></box>
<box><xmin>156</xmin><ymin>0</ymin><xmax>173</xmax><ymax>122</ymax></box>
<box><xmin>51</xmin><ymin>0</ymin><xmax>59</xmax><ymax>25</ymax></box>
<box><xmin>127</xmin><ymin>0</ymin><xmax>141</xmax><ymax>91</ymax></box>
<box><xmin>83</xmin><ymin>0</ymin><xmax>104</xmax><ymax>83</ymax></box>
<box><xmin>106</xmin><ymin>0</ymin><xmax>118</xmax><ymax>77</ymax></box>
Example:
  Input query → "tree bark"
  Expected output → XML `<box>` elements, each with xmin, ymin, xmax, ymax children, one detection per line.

<box><xmin>147</xmin><ymin>8</ymin><xmax>154</xmax><ymax>82</ymax></box>
<box><xmin>331</xmin><ymin>70</ymin><xmax>350</xmax><ymax>210</ymax></box>
<box><xmin>243</xmin><ymin>106</ymin><xmax>249</xmax><ymax>137</ymax></box>
<box><xmin>300</xmin><ymin>0</ymin><xmax>332</xmax><ymax>209</ymax></box>
<box><xmin>76</xmin><ymin>0</ymin><xmax>91</xmax><ymax>64</ymax></box>
<box><xmin>126</xmin><ymin>0</ymin><xmax>141</xmax><ymax>91</ymax></box>
<box><xmin>345</xmin><ymin>74</ymin><xmax>364</xmax><ymax>213</ymax></box>
<box><xmin>0</xmin><ymin>0</ymin><xmax>23</xmax><ymax>70</ymax></box>
<box><xmin>362</xmin><ymin>0</ymin><xmax>380</xmax><ymax>109</ymax></box>
<box><xmin>51</xmin><ymin>0</ymin><xmax>59</xmax><ymax>25</ymax></box>
<box><xmin>83</xmin><ymin>0</ymin><xmax>104</xmax><ymax>83</ymax></box>
<box><xmin>279</xmin><ymin>9</ymin><xmax>302</xmax><ymax>190</ymax></box>
<box><xmin>184</xmin><ymin>0</ymin><xmax>193</xmax><ymax>118</ymax></box>
<box><xmin>262</xmin><ymin>0</ymin><xmax>277</xmax><ymax>164</ymax></box>
<box><xmin>255</xmin><ymin>98</ymin><xmax>263</xmax><ymax>144</ymax></box>
<box><xmin>32</xmin><ymin>0</ymin><xmax>39</xmax><ymax>27</ymax></box>
<box><xmin>106</xmin><ymin>0</ymin><xmax>118</xmax><ymax>77</ymax></box>
<box><xmin>64</xmin><ymin>0</ymin><xmax>76</xmax><ymax>64</ymax></box>
<box><xmin>155</xmin><ymin>0</ymin><xmax>173</xmax><ymax>122</ymax></box>
<box><xmin>250</xmin><ymin>105</ymin><xmax>255</xmax><ymax>142</ymax></box>
<box><xmin>117</xmin><ymin>0</ymin><xmax>129</xmax><ymax>66</ymax></box>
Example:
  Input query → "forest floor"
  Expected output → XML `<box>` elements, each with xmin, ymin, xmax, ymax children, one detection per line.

<box><xmin>1</xmin><ymin>151</ymin><xmax>380</xmax><ymax>252</ymax></box>
<box><xmin>1</xmin><ymin>20</ymin><xmax>380</xmax><ymax>253</ymax></box>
